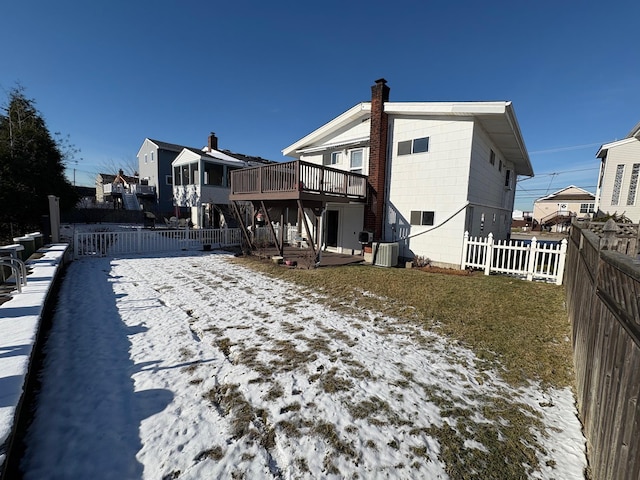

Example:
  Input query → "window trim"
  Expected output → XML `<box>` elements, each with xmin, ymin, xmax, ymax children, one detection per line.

<box><xmin>410</xmin><ymin>210</ymin><xmax>435</xmax><ymax>226</ymax></box>
<box><xmin>398</xmin><ymin>137</ymin><xmax>429</xmax><ymax>156</ymax></box>
<box><xmin>579</xmin><ymin>203</ymin><xmax>595</xmax><ymax>214</ymax></box>
<box><xmin>349</xmin><ymin>148</ymin><xmax>363</xmax><ymax>173</ymax></box>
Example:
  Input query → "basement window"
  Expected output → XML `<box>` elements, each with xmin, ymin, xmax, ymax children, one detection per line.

<box><xmin>410</xmin><ymin>210</ymin><xmax>435</xmax><ymax>226</ymax></box>
<box><xmin>398</xmin><ymin>137</ymin><xmax>429</xmax><ymax>156</ymax></box>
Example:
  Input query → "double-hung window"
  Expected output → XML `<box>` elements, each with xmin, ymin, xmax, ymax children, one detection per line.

<box><xmin>580</xmin><ymin>203</ymin><xmax>595</xmax><ymax>214</ymax></box>
<box><xmin>349</xmin><ymin>149</ymin><xmax>363</xmax><ymax>174</ymax></box>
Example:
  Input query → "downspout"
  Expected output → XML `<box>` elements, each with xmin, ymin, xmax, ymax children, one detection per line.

<box><xmin>383</xmin><ymin>119</ymin><xmax>393</xmax><ymax>243</ymax></box>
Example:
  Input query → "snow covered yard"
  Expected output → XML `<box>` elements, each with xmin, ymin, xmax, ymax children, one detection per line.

<box><xmin>21</xmin><ymin>251</ymin><xmax>586</xmax><ymax>479</ymax></box>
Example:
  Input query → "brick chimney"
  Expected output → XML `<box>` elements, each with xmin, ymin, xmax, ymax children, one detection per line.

<box><xmin>208</xmin><ymin>132</ymin><xmax>218</xmax><ymax>152</ymax></box>
<box><xmin>365</xmin><ymin>78</ymin><xmax>390</xmax><ymax>241</ymax></box>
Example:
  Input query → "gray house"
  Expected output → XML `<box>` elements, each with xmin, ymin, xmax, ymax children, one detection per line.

<box><xmin>137</xmin><ymin>134</ymin><xmax>274</xmax><ymax>219</ymax></box>
<box><xmin>137</xmin><ymin>139</ymin><xmax>195</xmax><ymax>216</ymax></box>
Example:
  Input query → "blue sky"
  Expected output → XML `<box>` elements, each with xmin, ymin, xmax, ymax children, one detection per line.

<box><xmin>1</xmin><ymin>0</ymin><xmax>638</xmax><ymax>211</ymax></box>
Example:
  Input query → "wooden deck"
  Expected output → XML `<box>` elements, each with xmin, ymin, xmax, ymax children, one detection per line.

<box><xmin>229</xmin><ymin>160</ymin><xmax>367</xmax><ymax>203</ymax></box>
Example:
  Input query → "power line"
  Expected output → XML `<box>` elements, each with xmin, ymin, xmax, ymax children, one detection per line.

<box><xmin>517</xmin><ymin>166</ymin><xmax>599</xmax><ymax>181</ymax></box>
<box><xmin>529</xmin><ymin>142</ymin><xmax>605</xmax><ymax>155</ymax></box>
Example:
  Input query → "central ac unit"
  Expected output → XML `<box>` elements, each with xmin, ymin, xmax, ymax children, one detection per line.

<box><xmin>372</xmin><ymin>242</ymin><xmax>399</xmax><ymax>267</ymax></box>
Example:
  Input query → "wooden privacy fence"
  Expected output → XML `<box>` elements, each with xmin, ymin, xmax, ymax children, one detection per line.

<box><xmin>74</xmin><ymin>228</ymin><xmax>243</xmax><ymax>258</ymax></box>
<box><xmin>461</xmin><ymin>231</ymin><xmax>568</xmax><ymax>284</ymax></box>
<box><xmin>565</xmin><ymin>221</ymin><xmax>640</xmax><ymax>480</ymax></box>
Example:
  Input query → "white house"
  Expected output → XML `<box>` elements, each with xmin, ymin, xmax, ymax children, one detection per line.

<box><xmin>172</xmin><ymin>133</ymin><xmax>275</xmax><ymax>228</ymax></box>
<box><xmin>533</xmin><ymin>185</ymin><xmax>595</xmax><ymax>232</ymax></box>
<box><xmin>278</xmin><ymin>79</ymin><xmax>533</xmax><ymax>268</ymax></box>
<box><xmin>595</xmin><ymin>122</ymin><xmax>640</xmax><ymax>222</ymax></box>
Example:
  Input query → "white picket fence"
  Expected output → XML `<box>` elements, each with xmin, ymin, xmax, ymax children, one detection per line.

<box><xmin>73</xmin><ymin>227</ymin><xmax>243</xmax><ymax>258</ymax></box>
<box><xmin>461</xmin><ymin>231</ymin><xmax>568</xmax><ymax>285</ymax></box>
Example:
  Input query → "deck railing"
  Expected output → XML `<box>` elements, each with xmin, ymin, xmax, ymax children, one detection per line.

<box><xmin>231</xmin><ymin>160</ymin><xmax>367</xmax><ymax>199</ymax></box>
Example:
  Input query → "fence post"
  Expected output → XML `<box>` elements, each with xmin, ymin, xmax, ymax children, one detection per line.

<box><xmin>461</xmin><ymin>231</ymin><xmax>469</xmax><ymax>269</ymax></box>
<box><xmin>484</xmin><ymin>233</ymin><xmax>494</xmax><ymax>275</ymax></box>
<box><xmin>555</xmin><ymin>239</ymin><xmax>568</xmax><ymax>285</ymax></box>
<box><xmin>136</xmin><ymin>227</ymin><xmax>142</xmax><ymax>253</ymax></box>
<box><xmin>526</xmin><ymin>236</ymin><xmax>538</xmax><ymax>281</ymax></box>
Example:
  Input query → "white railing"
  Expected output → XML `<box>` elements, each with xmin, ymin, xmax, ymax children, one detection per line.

<box><xmin>74</xmin><ymin>228</ymin><xmax>243</xmax><ymax>258</ymax></box>
<box><xmin>461</xmin><ymin>231</ymin><xmax>568</xmax><ymax>285</ymax></box>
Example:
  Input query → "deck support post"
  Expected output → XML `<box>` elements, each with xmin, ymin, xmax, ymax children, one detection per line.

<box><xmin>261</xmin><ymin>201</ymin><xmax>284</xmax><ymax>257</ymax></box>
<box><xmin>232</xmin><ymin>201</ymin><xmax>254</xmax><ymax>251</ymax></box>
<box><xmin>298</xmin><ymin>200</ymin><xmax>318</xmax><ymax>261</ymax></box>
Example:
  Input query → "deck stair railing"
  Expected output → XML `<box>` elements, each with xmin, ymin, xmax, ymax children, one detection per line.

<box><xmin>461</xmin><ymin>231</ymin><xmax>568</xmax><ymax>284</ymax></box>
<box><xmin>540</xmin><ymin>210</ymin><xmax>573</xmax><ymax>228</ymax></box>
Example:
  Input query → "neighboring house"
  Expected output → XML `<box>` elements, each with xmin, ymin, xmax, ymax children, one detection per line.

<box><xmin>137</xmin><ymin>139</ymin><xmax>193</xmax><ymax>216</ymax></box>
<box><xmin>595</xmin><ymin>122</ymin><xmax>640</xmax><ymax>223</ymax></box>
<box><xmin>231</xmin><ymin>79</ymin><xmax>533</xmax><ymax>268</ymax></box>
<box><xmin>172</xmin><ymin>133</ymin><xmax>275</xmax><ymax>228</ymax></box>
<box><xmin>139</xmin><ymin>134</ymin><xmax>274</xmax><ymax>222</ymax></box>
<box><xmin>532</xmin><ymin>186</ymin><xmax>595</xmax><ymax>232</ymax></box>
<box><xmin>511</xmin><ymin>210</ymin><xmax>535</xmax><ymax>231</ymax></box>
<box><xmin>95</xmin><ymin>169</ymin><xmax>154</xmax><ymax>210</ymax></box>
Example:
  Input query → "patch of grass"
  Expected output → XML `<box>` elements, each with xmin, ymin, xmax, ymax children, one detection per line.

<box><xmin>295</xmin><ymin>457</ymin><xmax>310</xmax><ymax>472</ymax></box>
<box><xmin>268</xmin><ymin>338</ymin><xmax>318</xmax><ymax>372</ymax></box>
<box><xmin>204</xmin><ymin>383</ymin><xmax>254</xmax><ymax>439</ymax></box>
<box><xmin>415</xmin><ymin>380</ymin><xmax>549</xmax><ymax>479</ymax></box>
<box><xmin>215</xmin><ymin>337</ymin><xmax>233</xmax><ymax>358</ymax></box>
<box><xmin>314</xmin><ymin>421</ymin><xmax>356</xmax><ymax>458</ymax></box>
<box><xmin>317</xmin><ymin>367</ymin><xmax>354</xmax><ymax>394</ymax></box>
<box><xmin>281</xmin><ymin>321</ymin><xmax>304</xmax><ymax>334</ymax></box>
<box><xmin>263</xmin><ymin>382</ymin><xmax>284</xmax><ymax>401</ymax></box>
<box><xmin>279</xmin><ymin>402</ymin><xmax>301</xmax><ymax>414</ymax></box>
<box><xmin>194</xmin><ymin>445</ymin><xmax>225</xmax><ymax>462</ymax></box>
<box><xmin>178</xmin><ymin>347</ymin><xmax>192</xmax><ymax>360</ymax></box>
<box><xmin>231</xmin><ymin>257</ymin><xmax>574</xmax><ymax>388</ymax></box>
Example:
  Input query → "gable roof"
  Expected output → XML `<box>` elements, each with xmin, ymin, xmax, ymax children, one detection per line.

<box><xmin>147</xmin><ymin>138</ymin><xmax>193</xmax><ymax>152</ymax></box>
<box><xmin>172</xmin><ymin>147</ymin><xmax>247</xmax><ymax>167</ymax></box>
<box><xmin>282</xmin><ymin>101</ymin><xmax>533</xmax><ymax>176</ymax></box>
<box><xmin>97</xmin><ymin>172</ymin><xmax>138</xmax><ymax>184</ymax></box>
<box><xmin>596</xmin><ymin>120</ymin><xmax>640</xmax><ymax>158</ymax></box>
<box><xmin>534</xmin><ymin>185</ymin><xmax>595</xmax><ymax>203</ymax></box>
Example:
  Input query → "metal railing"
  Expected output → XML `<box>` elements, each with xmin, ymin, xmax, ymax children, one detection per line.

<box><xmin>0</xmin><ymin>256</ymin><xmax>27</xmax><ymax>293</ymax></box>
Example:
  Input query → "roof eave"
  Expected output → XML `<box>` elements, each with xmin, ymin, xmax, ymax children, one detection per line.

<box><xmin>282</xmin><ymin>103</ymin><xmax>371</xmax><ymax>157</ymax></box>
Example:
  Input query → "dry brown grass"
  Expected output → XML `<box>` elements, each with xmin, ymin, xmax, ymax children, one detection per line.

<box><xmin>231</xmin><ymin>257</ymin><xmax>574</xmax><ymax>388</ymax></box>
